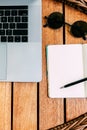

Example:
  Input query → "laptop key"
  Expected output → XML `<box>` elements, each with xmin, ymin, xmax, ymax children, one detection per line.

<box><xmin>1</xmin><ymin>36</ymin><xmax>7</xmax><ymax>42</ymax></box>
<box><xmin>0</xmin><ymin>6</ymin><xmax>28</xmax><ymax>9</ymax></box>
<box><xmin>22</xmin><ymin>17</ymin><xmax>28</xmax><ymax>22</ymax></box>
<box><xmin>8</xmin><ymin>36</ymin><xmax>13</xmax><ymax>42</ymax></box>
<box><xmin>13</xmin><ymin>30</ymin><xmax>28</xmax><ymax>35</ymax></box>
<box><xmin>3</xmin><ymin>23</ymin><xmax>8</xmax><ymax>29</ymax></box>
<box><xmin>19</xmin><ymin>10</ymin><xmax>28</xmax><ymax>16</ymax></box>
<box><xmin>5</xmin><ymin>10</ymin><xmax>10</xmax><ymax>16</ymax></box>
<box><xmin>8</xmin><ymin>17</ymin><xmax>14</xmax><ymax>22</ymax></box>
<box><xmin>11</xmin><ymin>10</ymin><xmax>17</xmax><ymax>16</ymax></box>
<box><xmin>22</xmin><ymin>36</ymin><xmax>28</xmax><ymax>42</ymax></box>
<box><xmin>15</xmin><ymin>17</ymin><xmax>20</xmax><ymax>22</ymax></box>
<box><xmin>17</xmin><ymin>23</ymin><xmax>28</xmax><ymax>29</ymax></box>
<box><xmin>0</xmin><ymin>30</ymin><xmax>5</xmax><ymax>35</ymax></box>
<box><xmin>1</xmin><ymin>17</ymin><xmax>7</xmax><ymax>22</ymax></box>
<box><xmin>0</xmin><ymin>23</ymin><xmax>2</xmax><ymax>28</ymax></box>
<box><xmin>0</xmin><ymin>11</ymin><xmax>3</xmax><ymax>16</ymax></box>
<box><xmin>6</xmin><ymin>30</ymin><xmax>12</xmax><ymax>35</ymax></box>
<box><xmin>10</xmin><ymin>23</ymin><xmax>15</xmax><ymax>29</ymax></box>
<box><xmin>15</xmin><ymin>36</ymin><xmax>20</xmax><ymax>42</ymax></box>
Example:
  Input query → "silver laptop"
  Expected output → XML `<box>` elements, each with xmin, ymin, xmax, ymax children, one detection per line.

<box><xmin>0</xmin><ymin>0</ymin><xmax>42</xmax><ymax>82</ymax></box>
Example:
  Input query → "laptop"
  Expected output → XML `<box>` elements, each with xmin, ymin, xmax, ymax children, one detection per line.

<box><xmin>0</xmin><ymin>0</ymin><xmax>42</xmax><ymax>82</ymax></box>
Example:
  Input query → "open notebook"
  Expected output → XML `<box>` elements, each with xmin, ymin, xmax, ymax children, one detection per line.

<box><xmin>46</xmin><ymin>44</ymin><xmax>87</xmax><ymax>98</ymax></box>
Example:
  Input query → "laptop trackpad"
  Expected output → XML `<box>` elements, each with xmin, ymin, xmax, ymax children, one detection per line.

<box><xmin>0</xmin><ymin>44</ymin><xmax>7</xmax><ymax>80</ymax></box>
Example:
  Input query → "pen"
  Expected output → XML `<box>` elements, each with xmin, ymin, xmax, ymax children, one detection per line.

<box><xmin>60</xmin><ymin>77</ymin><xmax>87</xmax><ymax>89</ymax></box>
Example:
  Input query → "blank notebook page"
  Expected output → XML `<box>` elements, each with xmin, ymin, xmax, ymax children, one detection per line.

<box><xmin>47</xmin><ymin>44</ymin><xmax>85</xmax><ymax>98</ymax></box>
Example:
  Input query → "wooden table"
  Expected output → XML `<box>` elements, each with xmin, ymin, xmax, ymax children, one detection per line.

<box><xmin>0</xmin><ymin>0</ymin><xmax>87</xmax><ymax>130</ymax></box>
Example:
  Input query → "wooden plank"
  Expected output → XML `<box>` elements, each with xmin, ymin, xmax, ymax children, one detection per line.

<box><xmin>65</xmin><ymin>5</ymin><xmax>87</xmax><ymax>121</ymax></box>
<box><xmin>0</xmin><ymin>83</ymin><xmax>11</xmax><ymax>130</ymax></box>
<box><xmin>66</xmin><ymin>99</ymin><xmax>87</xmax><ymax>121</ymax></box>
<box><xmin>39</xmin><ymin>0</ymin><xmax>64</xmax><ymax>129</ymax></box>
<box><xmin>13</xmin><ymin>83</ymin><xmax>37</xmax><ymax>130</ymax></box>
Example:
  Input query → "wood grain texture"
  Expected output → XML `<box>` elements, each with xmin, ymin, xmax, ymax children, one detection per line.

<box><xmin>65</xmin><ymin>3</ymin><xmax>87</xmax><ymax>122</ymax></box>
<box><xmin>66</xmin><ymin>99</ymin><xmax>87</xmax><ymax>121</ymax></box>
<box><xmin>39</xmin><ymin>0</ymin><xmax>64</xmax><ymax>130</ymax></box>
<box><xmin>0</xmin><ymin>1</ymin><xmax>87</xmax><ymax>130</ymax></box>
<box><xmin>0</xmin><ymin>83</ymin><xmax>11</xmax><ymax>130</ymax></box>
<box><xmin>13</xmin><ymin>83</ymin><xmax>37</xmax><ymax>130</ymax></box>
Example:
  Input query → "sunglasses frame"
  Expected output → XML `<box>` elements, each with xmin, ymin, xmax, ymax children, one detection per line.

<box><xmin>43</xmin><ymin>12</ymin><xmax>87</xmax><ymax>40</ymax></box>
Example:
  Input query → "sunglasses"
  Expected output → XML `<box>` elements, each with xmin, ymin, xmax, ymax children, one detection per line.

<box><xmin>43</xmin><ymin>12</ymin><xmax>87</xmax><ymax>40</ymax></box>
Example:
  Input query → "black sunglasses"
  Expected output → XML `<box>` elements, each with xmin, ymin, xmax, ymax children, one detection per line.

<box><xmin>43</xmin><ymin>12</ymin><xmax>87</xmax><ymax>40</ymax></box>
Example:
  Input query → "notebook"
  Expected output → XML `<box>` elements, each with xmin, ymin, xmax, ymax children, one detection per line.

<box><xmin>46</xmin><ymin>44</ymin><xmax>87</xmax><ymax>98</ymax></box>
<box><xmin>0</xmin><ymin>0</ymin><xmax>42</xmax><ymax>82</ymax></box>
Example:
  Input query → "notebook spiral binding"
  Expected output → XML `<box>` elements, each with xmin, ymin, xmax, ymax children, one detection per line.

<box><xmin>55</xmin><ymin>0</ymin><xmax>87</xmax><ymax>15</ymax></box>
<box><xmin>47</xmin><ymin>112</ymin><xmax>87</xmax><ymax>130</ymax></box>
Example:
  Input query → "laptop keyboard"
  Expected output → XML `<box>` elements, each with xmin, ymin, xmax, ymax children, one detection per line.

<box><xmin>0</xmin><ymin>6</ymin><xmax>28</xmax><ymax>42</ymax></box>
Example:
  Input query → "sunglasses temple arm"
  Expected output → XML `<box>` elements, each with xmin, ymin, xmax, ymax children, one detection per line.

<box><xmin>43</xmin><ymin>16</ymin><xmax>49</xmax><ymax>27</ymax></box>
<box><xmin>65</xmin><ymin>22</ymin><xmax>71</xmax><ymax>27</ymax></box>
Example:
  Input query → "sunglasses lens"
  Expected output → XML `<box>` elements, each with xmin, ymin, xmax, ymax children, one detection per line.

<box><xmin>70</xmin><ymin>21</ymin><xmax>87</xmax><ymax>38</ymax></box>
<box><xmin>46</xmin><ymin>12</ymin><xmax>64</xmax><ymax>29</ymax></box>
